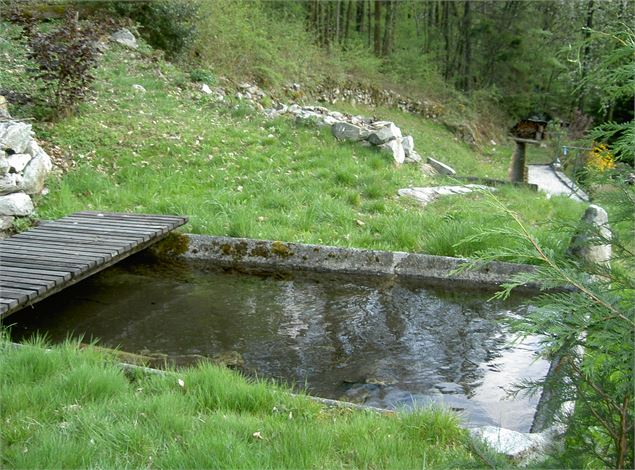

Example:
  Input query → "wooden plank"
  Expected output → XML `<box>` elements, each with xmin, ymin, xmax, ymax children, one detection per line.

<box><xmin>6</xmin><ymin>234</ymin><xmax>129</xmax><ymax>251</ymax></box>
<box><xmin>0</xmin><ymin>245</ymin><xmax>111</xmax><ymax>261</ymax></box>
<box><xmin>0</xmin><ymin>271</ymin><xmax>64</xmax><ymax>283</ymax></box>
<box><xmin>0</xmin><ymin>287</ymin><xmax>36</xmax><ymax>300</ymax></box>
<box><xmin>1</xmin><ymin>266</ymin><xmax>72</xmax><ymax>281</ymax></box>
<box><xmin>0</xmin><ymin>256</ymin><xmax>93</xmax><ymax>271</ymax></box>
<box><xmin>0</xmin><ymin>298</ymin><xmax>18</xmax><ymax>307</ymax></box>
<box><xmin>47</xmin><ymin>219</ymin><xmax>164</xmax><ymax>235</ymax></box>
<box><xmin>36</xmin><ymin>224</ymin><xmax>154</xmax><ymax>239</ymax></box>
<box><xmin>61</xmin><ymin>216</ymin><xmax>174</xmax><ymax>230</ymax></box>
<box><xmin>12</xmin><ymin>231</ymin><xmax>137</xmax><ymax>249</ymax></box>
<box><xmin>0</xmin><ymin>259</ymin><xmax>80</xmax><ymax>274</ymax></box>
<box><xmin>5</xmin><ymin>232</ymin><xmax>128</xmax><ymax>247</ymax></box>
<box><xmin>0</xmin><ymin>250</ymin><xmax>99</xmax><ymax>264</ymax></box>
<box><xmin>1</xmin><ymin>279</ymin><xmax>49</xmax><ymax>294</ymax></box>
<box><xmin>74</xmin><ymin>211</ymin><xmax>187</xmax><ymax>223</ymax></box>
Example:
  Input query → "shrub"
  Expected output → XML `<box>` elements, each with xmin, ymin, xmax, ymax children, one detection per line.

<box><xmin>109</xmin><ymin>0</ymin><xmax>198</xmax><ymax>60</ymax></box>
<box><xmin>25</xmin><ymin>11</ymin><xmax>100</xmax><ymax>118</ymax></box>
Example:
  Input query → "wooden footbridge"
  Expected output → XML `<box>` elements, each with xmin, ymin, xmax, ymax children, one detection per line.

<box><xmin>0</xmin><ymin>211</ymin><xmax>187</xmax><ymax>320</ymax></box>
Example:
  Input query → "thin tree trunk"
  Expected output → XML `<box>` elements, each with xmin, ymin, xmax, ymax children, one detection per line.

<box><xmin>344</xmin><ymin>0</ymin><xmax>353</xmax><ymax>43</ymax></box>
<box><xmin>356</xmin><ymin>0</ymin><xmax>364</xmax><ymax>33</ymax></box>
<box><xmin>374</xmin><ymin>0</ymin><xmax>382</xmax><ymax>56</ymax></box>
<box><xmin>461</xmin><ymin>0</ymin><xmax>471</xmax><ymax>90</ymax></box>
<box><xmin>578</xmin><ymin>0</ymin><xmax>595</xmax><ymax>110</ymax></box>
<box><xmin>335</xmin><ymin>0</ymin><xmax>341</xmax><ymax>45</ymax></box>
<box><xmin>367</xmin><ymin>0</ymin><xmax>372</xmax><ymax>46</ymax></box>
<box><xmin>441</xmin><ymin>1</ymin><xmax>450</xmax><ymax>79</ymax></box>
<box><xmin>382</xmin><ymin>0</ymin><xmax>393</xmax><ymax>56</ymax></box>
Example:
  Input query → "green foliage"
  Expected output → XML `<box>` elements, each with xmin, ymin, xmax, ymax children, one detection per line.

<box><xmin>109</xmin><ymin>0</ymin><xmax>198</xmax><ymax>59</ymax></box>
<box><xmin>463</xmin><ymin>183</ymin><xmax>634</xmax><ymax>469</ymax></box>
<box><xmin>188</xmin><ymin>68</ymin><xmax>214</xmax><ymax>84</ymax></box>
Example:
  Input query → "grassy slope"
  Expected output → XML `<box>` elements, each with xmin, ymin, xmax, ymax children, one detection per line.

<box><xmin>1</xmin><ymin>337</ymin><xmax>499</xmax><ymax>468</ymax></box>
<box><xmin>0</xmin><ymin>30</ymin><xmax>583</xmax><ymax>260</ymax></box>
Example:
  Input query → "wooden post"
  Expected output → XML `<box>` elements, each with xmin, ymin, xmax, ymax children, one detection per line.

<box><xmin>509</xmin><ymin>139</ymin><xmax>527</xmax><ymax>182</ymax></box>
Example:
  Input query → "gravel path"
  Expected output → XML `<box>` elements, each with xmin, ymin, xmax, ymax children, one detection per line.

<box><xmin>527</xmin><ymin>164</ymin><xmax>589</xmax><ymax>202</ymax></box>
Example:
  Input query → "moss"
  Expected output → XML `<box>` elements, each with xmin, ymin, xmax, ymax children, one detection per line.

<box><xmin>271</xmin><ymin>241</ymin><xmax>293</xmax><ymax>258</ymax></box>
<box><xmin>151</xmin><ymin>232</ymin><xmax>190</xmax><ymax>257</ymax></box>
<box><xmin>220</xmin><ymin>244</ymin><xmax>232</xmax><ymax>255</ymax></box>
<box><xmin>250</xmin><ymin>244</ymin><xmax>270</xmax><ymax>258</ymax></box>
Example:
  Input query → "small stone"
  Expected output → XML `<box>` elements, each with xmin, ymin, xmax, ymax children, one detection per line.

<box><xmin>427</xmin><ymin>156</ymin><xmax>456</xmax><ymax>176</ymax></box>
<box><xmin>331</xmin><ymin>122</ymin><xmax>366</xmax><ymax>141</ymax></box>
<box><xmin>201</xmin><ymin>84</ymin><xmax>212</xmax><ymax>94</ymax></box>
<box><xmin>132</xmin><ymin>84</ymin><xmax>146</xmax><ymax>93</ymax></box>
<box><xmin>404</xmin><ymin>149</ymin><xmax>422</xmax><ymax>163</ymax></box>
<box><xmin>110</xmin><ymin>28</ymin><xmax>138</xmax><ymax>49</ymax></box>
<box><xmin>0</xmin><ymin>122</ymin><xmax>33</xmax><ymax>154</ymax></box>
<box><xmin>0</xmin><ymin>192</ymin><xmax>33</xmax><ymax>216</ymax></box>
<box><xmin>401</xmin><ymin>135</ymin><xmax>415</xmax><ymax>156</ymax></box>
<box><xmin>367</xmin><ymin>122</ymin><xmax>402</xmax><ymax>145</ymax></box>
<box><xmin>7</xmin><ymin>153</ymin><xmax>32</xmax><ymax>173</ymax></box>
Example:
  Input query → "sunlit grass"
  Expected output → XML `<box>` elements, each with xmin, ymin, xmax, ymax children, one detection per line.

<box><xmin>0</xmin><ymin>336</ymin><xmax>501</xmax><ymax>468</ymax></box>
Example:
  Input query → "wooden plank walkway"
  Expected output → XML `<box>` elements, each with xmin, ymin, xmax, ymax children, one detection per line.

<box><xmin>0</xmin><ymin>211</ymin><xmax>187</xmax><ymax>319</ymax></box>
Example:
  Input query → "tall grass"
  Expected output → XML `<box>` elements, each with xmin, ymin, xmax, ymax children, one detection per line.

<box><xmin>1</xmin><ymin>336</ymin><xmax>499</xmax><ymax>468</ymax></box>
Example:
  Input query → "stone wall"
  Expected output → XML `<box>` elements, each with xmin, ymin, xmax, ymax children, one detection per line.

<box><xmin>0</xmin><ymin>99</ymin><xmax>53</xmax><ymax>232</ymax></box>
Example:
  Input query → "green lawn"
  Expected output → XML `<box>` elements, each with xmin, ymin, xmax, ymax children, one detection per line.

<box><xmin>1</xmin><ymin>337</ymin><xmax>502</xmax><ymax>469</ymax></box>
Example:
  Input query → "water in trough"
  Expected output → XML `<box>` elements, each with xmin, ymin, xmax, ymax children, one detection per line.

<box><xmin>8</xmin><ymin>254</ymin><xmax>549</xmax><ymax>432</ymax></box>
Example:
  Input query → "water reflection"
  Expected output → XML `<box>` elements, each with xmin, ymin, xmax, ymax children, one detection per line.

<box><xmin>8</xmin><ymin>256</ymin><xmax>548</xmax><ymax>431</ymax></box>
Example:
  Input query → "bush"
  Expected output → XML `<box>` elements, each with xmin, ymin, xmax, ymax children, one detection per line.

<box><xmin>25</xmin><ymin>11</ymin><xmax>100</xmax><ymax>118</ymax></box>
<box><xmin>109</xmin><ymin>0</ymin><xmax>198</xmax><ymax>60</ymax></box>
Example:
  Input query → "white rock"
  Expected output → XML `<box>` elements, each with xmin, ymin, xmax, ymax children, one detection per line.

<box><xmin>0</xmin><ymin>95</ymin><xmax>9</xmax><ymax>118</ymax></box>
<box><xmin>569</xmin><ymin>204</ymin><xmax>612</xmax><ymax>265</ymax></box>
<box><xmin>379</xmin><ymin>139</ymin><xmax>405</xmax><ymax>165</ymax></box>
<box><xmin>0</xmin><ymin>154</ymin><xmax>9</xmax><ymax>175</ymax></box>
<box><xmin>0</xmin><ymin>122</ymin><xmax>33</xmax><ymax>154</ymax></box>
<box><xmin>398</xmin><ymin>184</ymin><xmax>493</xmax><ymax>207</ymax></box>
<box><xmin>21</xmin><ymin>148</ymin><xmax>52</xmax><ymax>195</ymax></box>
<box><xmin>132</xmin><ymin>84</ymin><xmax>146</xmax><ymax>93</ymax></box>
<box><xmin>367</xmin><ymin>122</ymin><xmax>402</xmax><ymax>145</ymax></box>
<box><xmin>401</xmin><ymin>136</ymin><xmax>415</xmax><ymax>156</ymax></box>
<box><xmin>7</xmin><ymin>153</ymin><xmax>32</xmax><ymax>173</ymax></box>
<box><xmin>404</xmin><ymin>149</ymin><xmax>422</xmax><ymax>163</ymax></box>
<box><xmin>0</xmin><ymin>192</ymin><xmax>33</xmax><ymax>216</ymax></box>
<box><xmin>470</xmin><ymin>426</ymin><xmax>550</xmax><ymax>462</ymax></box>
<box><xmin>110</xmin><ymin>28</ymin><xmax>138</xmax><ymax>49</ymax></box>
<box><xmin>0</xmin><ymin>173</ymin><xmax>23</xmax><ymax>195</ymax></box>
<box><xmin>427</xmin><ymin>156</ymin><xmax>456</xmax><ymax>176</ymax></box>
<box><xmin>201</xmin><ymin>84</ymin><xmax>212</xmax><ymax>94</ymax></box>
<box><xmin>331</xmin><ymin>122</ymin><xmax>367</xmax><ymax>141</ymax></box>
<box><xmin>288</xmin><ymin>104</ymin><xmax>302</xmax><ymax>114</ymax></box>
<box><xmin>0</xmin><ymin>215</ymin><xmax>13</xmax><ymax>230</ymax></box>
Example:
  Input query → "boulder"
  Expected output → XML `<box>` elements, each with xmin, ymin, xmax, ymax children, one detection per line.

<box><xmin>398</xmin><ymin>184</ymin><xmax>493</xmax><ymax>207</ymax></box>
<box><xmin>0</xmin><ymin>173</ymin><xmax>23</xmax><ymax>195</ymax></box>
<box><xmin>379</xmin><ymin>139</ymin><xmax>405</xmax><ymax>165</ymax></box>
<box><xmin>7</xmin><ymin>153</ymin><xmax>32</xmax><ymax>173</ymax></box>
<box><xmin>0</xmin><ymin>121</ymin><xmax>32</xmax><ymax>154</ymax></box>
<box><xmin>427</xmin><ymin>156</ymin><xmax>456</xmax><ymax>176</ymax></box>
<box><xmin>0</xmin><ymin>192</ymin><xmax>33</xmax><ymax>216</ymax></box>
<box><xmin>110</xmin><ymin>28</ymin><xmax>138</xmax><ymax>49</ymax></box>
<box><xmin>367</xmin><ymin>122</ymin><xmax>402</xmax><ymax>145</ymax></box>
<box><xmin>404</xmin><ymin>149</ymin><xmax>422</xmax><ymax>163</ymax></box>
<box><xmin>21</xmin><ymin>147</ymin><xmax>52</xmax><ymax>195</ymax></box>
<box><xmin>331</xmin><ymin>122</ymin><xmax>367</xmax><ymax>142</ymax></box>
<box><xmin>470</xmin><ymin>426</ymin><xmax>550</xmax><ymax>463</ymax></box>
<box><xmin>568</xmin><ymin>204</ymin><xmax>612</xmax><ymax>265</ymax></box>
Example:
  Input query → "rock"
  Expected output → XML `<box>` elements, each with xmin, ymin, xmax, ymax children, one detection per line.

<box><xmin>0</xmin><ymin>215</ymin><xmax>13</xmax><ymax>230</ymax></box>
<box><xmin>404</xmin><ymin>149</ymin><xmax>422</xmax><ymax>163</ymax></box>
<box><xmin>201</xmin><ymin>83</ymin><xmax>212</xmax><ymax>94</ymax></box>
<box><xmin>0</xmin><ymin>95</ymin><xmax>9</xmax><ymax>118</ymax></box>
<box><xmin>132</xmin><ymin>84</ymin><xmax>146</xmax><ymax>93</ymax></box>
<box><xmin>398</xmin><ymin>184</ymin><xmax>493</xmax><ymax>207</ymax></box>
<box><xmin>367</xmin><ymin>122</ymin><xmax>402</xmax><ymax>145</ymax></box>
<box><xmin>212</xmin><ymin>351</ymin><xmax>245</xmax><ymax>369</ymax></box>
<box><xmin>0</xmin><ymin>192</ymin><xmax>33</xmax><ymax>216</ymax></box>
<box><xmin>401</xmin><ymin>135</ymin><xmax>415</xmax><ymax>156</ymax></box>
<box><xmin>110</xmin><ymin>28</ymin><xmax>138</xmax><ymax>49</ymax></box>
<box><xmin>568</xmin><ymin>204</ymin><xmax>612</xmax><ymax>265</ymax></box>
<box><xmin>379</xmin><ymin>139</ymin><xmax>405</xmax><ymax>165</ymax></box>
<box><xmin>288</xmin><ymin>104</ymin><xmax>302</xmax><ymax>114</ymax></box>
<box><xmin>7</xmin><ymin>153</ymin><xmax>31</xmax><ymax>173</ymax></box>
<box><xmin>0</xmin><ymin>122</ymin><xmax>32</xmax><ymax>154</ymax></box>
<box><xmin>331</xmin><ymin>122</ymin><xmax>367</xmax><ymax>141</ymax></box>
<box><xmin>427</xmin><ymin>156</ymin><xmax>456</xmax><ymax>176</ymax></box>
<box><xmin>0</xmin><ymin>154</ymin><xmax>9</xmax><ymax>175</ymax></box>
<box><xmin>21</xmin><ymin>147</ymin><xmax>52</xmax><ymax>195</ymax></box>
<box><xmin>470</xmin><ymin>426</ymin><xmax>550</xmax><ymax>463</ymax></box>
<box><xmin>0</xmin><ymin>173</ymin><xmax>23</xmax><ymax>195</ymax></box>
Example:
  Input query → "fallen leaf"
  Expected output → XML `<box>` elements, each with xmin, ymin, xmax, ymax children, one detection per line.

<box><xmin>252</xmin><ymin>431</ymin><xmax>263</xmax><ymax>439</ymax></box>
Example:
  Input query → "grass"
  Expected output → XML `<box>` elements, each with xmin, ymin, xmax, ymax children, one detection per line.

<box><xmin>0</xmin><ymin>24</ymin><xmax>586</xmax><ymax>261</ymax></box>
<box><xmin>0</xmin><ymin>336</ymin><xmax>504</xmax><ymax>468</ymax></box>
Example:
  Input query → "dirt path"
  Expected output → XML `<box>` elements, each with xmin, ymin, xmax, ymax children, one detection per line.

<box><xmin>527</xmin><ymin>164</ymin><xmax>589</xmax><ymax>202</ymax></box>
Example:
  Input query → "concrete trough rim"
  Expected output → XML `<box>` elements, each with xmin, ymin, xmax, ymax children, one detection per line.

<box><xmin>180</xmin><ymin>234</ymin><xmax>539</xmax><ymax>292</ymax></box>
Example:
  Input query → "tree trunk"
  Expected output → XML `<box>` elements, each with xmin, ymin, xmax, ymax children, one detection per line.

<box><xmin>374</xmin><ymin>0</ymin><xmax>382</xmax><ymax>56</ymax></box>
<box><xmin>367</xmin><ymin>0</ymin><xmax>372</xmax><ymax>46</ymax></box>
<box><xmin>577</xmin><ymin>0</ymin><xmax>595</xmax><ymax>110</ymax></box>
<box><xmin>344</xmin><ymin>0</ymin><xmax>354</xmax><ymax>43</ymax></box>
<box><xmin>382</xmin><ymin>0</ymin><xmax>394</xmax><ymax>56</ymax></box>
<box><xmin>460</xmin><ymin>0</ymin><xmax>471</xmax><ymax>90</ymax></box>
<box><xmin>356</xmin><ymin>0</ymin><xmax>364</xmax><ymax>33</ymax></box>
<box><xmin>441</xmin><ymin>1</ymin><xmax>450</xmax><ymax>80</ymax></box>
<box><xmin>335</xmin><ymin>0</ymin><xmax>341</xmax><ymax>45</ymax></box>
